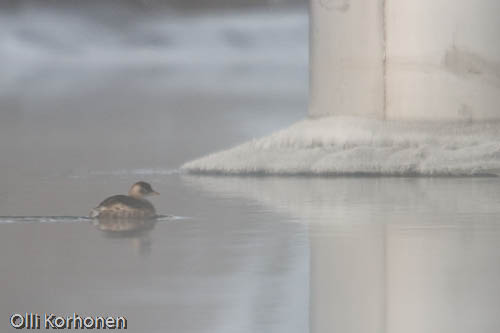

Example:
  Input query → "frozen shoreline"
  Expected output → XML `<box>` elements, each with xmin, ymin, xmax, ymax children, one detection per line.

<box><xmin>182</xmin><ymin>116</ymin><xmax>500</xmax><ymax>176</ymax></box>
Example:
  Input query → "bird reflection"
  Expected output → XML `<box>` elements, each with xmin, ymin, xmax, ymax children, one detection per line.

<box><xmin>91</xmin><ymin>217</ymin><xmax>157</xmax><ymax>256</ymax></box>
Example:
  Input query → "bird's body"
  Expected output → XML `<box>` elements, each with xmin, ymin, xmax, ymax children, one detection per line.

<box><xmin>91</xmin><ymin>195</ymin><xmax>156</xmax><ymax>219</ymax></box>
<box><xmin>90</xmin><ymin>182</ymin><xmax>159</xmax><ymax>219</ymax></box>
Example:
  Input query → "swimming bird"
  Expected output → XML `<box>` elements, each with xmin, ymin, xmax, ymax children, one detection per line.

<box><xmin>90</xmin><ymin>181</ymin><xmax>159</xmax><ymax>219</ymax></box>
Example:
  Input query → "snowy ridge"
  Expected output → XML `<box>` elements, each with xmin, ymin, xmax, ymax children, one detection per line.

<box><xmin>182</xmin><ymin>116</ymin><xmax>500</xmax><ymax>176</ymax></box>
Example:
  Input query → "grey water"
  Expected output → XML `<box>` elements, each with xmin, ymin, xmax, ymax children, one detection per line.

<box><xmin>1</xmin><ymin>3</ymin><xmax>500</xmax><ymax>333</ymax></box>
<box><xmin>2</xmin><ymin>176</ymin><xmax>500</xmax><ymax>333</ymax></box>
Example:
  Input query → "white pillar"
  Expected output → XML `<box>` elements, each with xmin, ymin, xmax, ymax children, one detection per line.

<box><xmin>309</xmin><ymin>0</ymin><xmax>500</xmax><ymax>120</ymax></box>
<box><xmin>309</xmin><ymin>0</ymin><xmax>385</xmax><ymax>118</ymax></box>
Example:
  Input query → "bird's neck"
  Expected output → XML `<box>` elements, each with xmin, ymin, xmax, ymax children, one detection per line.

<box><xmin>128</xmin><ymin>192</ymin><xmax>145</xmax><ymax>199</ymax></box>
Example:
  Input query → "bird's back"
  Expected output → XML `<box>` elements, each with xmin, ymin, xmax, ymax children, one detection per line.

<box><xmin>91</xmin><ymin>195</ymin><xmax>156</xmax><ymax>219</ymax></box>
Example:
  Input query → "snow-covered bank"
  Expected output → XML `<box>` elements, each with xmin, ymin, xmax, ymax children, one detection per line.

<box><xmin>182</xmin><ymin>116</ymin><xmax>500</xmax><ymax>176</ymax></box>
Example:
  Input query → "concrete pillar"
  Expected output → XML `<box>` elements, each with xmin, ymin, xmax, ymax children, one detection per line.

<box><xmin>309</xmin><ymin>0</ymin><xmax>500</xmax><ymax>120</ymax></box>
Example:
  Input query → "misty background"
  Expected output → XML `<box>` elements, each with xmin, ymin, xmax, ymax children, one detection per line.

<box><xmin>0</xmin><ymin>0</ymin><xmax>305</xmax><ymax>11</ymax></box>
<box><xmin>0</xmin><ymin>0</ymin><xmax>308</xmax><ymax>199</ymax></box>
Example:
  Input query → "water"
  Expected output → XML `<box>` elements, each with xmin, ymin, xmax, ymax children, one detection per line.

<box><xmin>0</xmin><ymin>174</ymin><xmax>310</xmax><ymax>333</ymax></box>
<box><xmin>2</xmin><ymin>5</ymin><xmax>500</xmax><ymax>333</ymax></box>
<box><xmin>2</xmin><ymin>175</ymin><xmax>500</xmax><ymax>332</ymax></box>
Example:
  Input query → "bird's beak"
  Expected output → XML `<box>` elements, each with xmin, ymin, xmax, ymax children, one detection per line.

<box><xmin>151</xmin><ymin>191</ymin><xmax>160</xmax><ymax>196</ymax></box>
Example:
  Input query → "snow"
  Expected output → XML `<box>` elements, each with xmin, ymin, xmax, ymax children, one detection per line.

<box><xmin>182</xmin><ymin>116</ymin><xmax>500</xmax><ymax>176</ymax></box>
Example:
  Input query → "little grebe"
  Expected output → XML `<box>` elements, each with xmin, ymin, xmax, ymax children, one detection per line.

<box><xmin>90</xmin><ymin>181</ymin><xmax>159</xmax><ymax>219</ymax></box>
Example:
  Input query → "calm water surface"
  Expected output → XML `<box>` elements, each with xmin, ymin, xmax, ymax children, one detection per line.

<box><xmin>1</xmin><ymin>176</ymin><xmax>500</xmax><ymax>332</ymax></box>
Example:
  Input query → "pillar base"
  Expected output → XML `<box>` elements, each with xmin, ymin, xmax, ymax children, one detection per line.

<box><xmin>182</xmin><ymin>116</ymin><xmax>500</xmax><ymax>176</ymax></box>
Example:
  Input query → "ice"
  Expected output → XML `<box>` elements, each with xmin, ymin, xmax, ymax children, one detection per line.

<box><xmin>182</xmin><ymin>116</ymin><xmax>500</xmax><ymax>176</ymax></box>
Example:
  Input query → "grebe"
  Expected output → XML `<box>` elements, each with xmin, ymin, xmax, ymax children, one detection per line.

<box><xmin>90</xmin><ymin>181</ymin><xmax>159</xmax><ymax>219</ymax></box>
